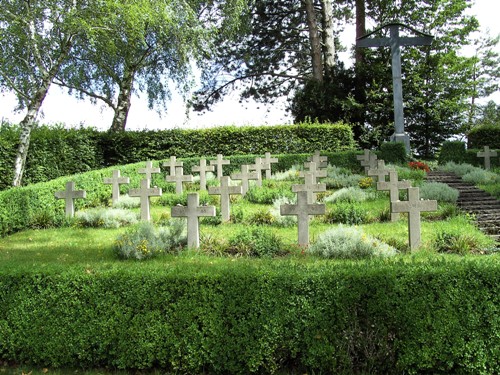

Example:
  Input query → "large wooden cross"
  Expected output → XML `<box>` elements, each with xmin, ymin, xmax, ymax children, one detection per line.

<box><xmin>357</xmin><ymin>22</ymin><xmax>433</xmax><ymax>153</ymax></box>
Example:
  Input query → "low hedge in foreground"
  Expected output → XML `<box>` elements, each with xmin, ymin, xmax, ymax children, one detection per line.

<box><xmin>0</xmin><ymin>257</ymin><xmax>498</xmax><ymax>374</ymax></box>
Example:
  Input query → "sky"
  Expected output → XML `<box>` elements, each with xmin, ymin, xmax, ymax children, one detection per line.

<box><xmin>1</xmin><ymin>0</ymin><xmax>499</xmax><ymax>131</ymax></box>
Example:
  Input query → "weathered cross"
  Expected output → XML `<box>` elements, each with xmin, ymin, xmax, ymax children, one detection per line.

<box><xmin>138</xmin><ymin>161</ymin><xmax>161</xmax><ymax>182</ymax></box>
<box><xmin>280</xmin><ymin>190</ymin><xmax>325</xmax><ymax>246</ymax></box>
<box><xmin>368</xmin><ymin>159</ymin><xmax>395</xmax><ymax>183</ymax></box>
<box><xmin>191</xmin><ymin>159</ymin><xmax>215</xmax><ymax>190</ymax></box>
<box><xmin>306</xmin><ymin>150</ymin><xmax>328</xmax><ymax>169</ymax></box>
<box><xmin>300</xmin><ymin>161</ymin><xmax>327</xmax><ymax>183</ymax></box>
<box><xmin>391</xmin><ymin>187</ymin><xmax>437</xmax><ymax>250</ymax></box>
<box><xmin>292</xmin><ymin>172</ymin><xmax>326</xmax><ymax>204</ymax></box>
<box><xmin>128</xmin><ymin>179</ymin><xmax>162</xmax><ymax>222</ymax></box>
<box><xmin>103</xmin><ymin>170</ymin><xmax>130</xmax><ymax>204</ymax></box>
<box><xmin>163</xmin><ymin>156</ymin><xmax>183</xmax><ymax>177</ymax></box>
<box><xmin>210</xmin><ymin>154</ymin><xmax>230</xmax><ymax>179</ymax></box>
<box><xmin>249</xmin><ymin>157</ymin><xmax>271</xmax><ymax>187</ymax></box>
<box><xmin>230</xmin><ymin>164</ymin><xmax>259</xmax><ymax>196</ymax></box>
<box><xmin>55</xmin><ymin>181</ymin><xmax>86</xmax><ymax>217</ymax></box>
<box><xmin>477</xmin><ymin>146</ymin><xmax>497</xmax><ymax>170</ymax></box>
<box><xmin>357</xmin><ymin>23</ymin><xmax>433</xmax><ymax>153</ymax></box>
<box><xmin>171</xmin><ymin>193</ymin><xmax>216</xmax><ymax>248</ymax></box>
<box><xmin>263</xmin><ymin>152</ymin><xmax>279</xmax><ymax>179</ymax></box>
<box><xmin>165</xmin><ymin>166</ymin><xmax>193</xmax><ymax>194</ymax></box>
<box><xmin>377</xmin><ymin>170</ymin><xmax>411</xmax><ymax>221</ymax></box>
<box><xmin>209</xmin><ymin>176</ymin><xmax>242</xmax><ymax>222</ymax></box>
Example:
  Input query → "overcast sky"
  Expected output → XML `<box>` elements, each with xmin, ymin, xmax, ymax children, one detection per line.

<box><xmin>1</xmin><ymin>0</ymin><xmax>499</xmax><ymax>131</ymax></box>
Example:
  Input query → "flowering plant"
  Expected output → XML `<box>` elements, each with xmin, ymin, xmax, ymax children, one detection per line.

<box><xmin>408</xmin><ymin>161</ymin><xmax>430</xmax><ymax>172</ymax></box>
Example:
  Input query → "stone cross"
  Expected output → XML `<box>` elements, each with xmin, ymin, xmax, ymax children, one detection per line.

<box><xmin>359</xmin><ymin>152</ymin><xmax>378</xmax><ymax>174</ymax></box>
<box><xmin>391</xmin><ymin>187</ymin><xmax>437</xmax><ymax>251</ymax></box>
<box><xmin>191</xmin><ymin>158</ymin><xmax>215</xmax><ymax>190</ymax></box>
<box><xmin>55</xmin><ymin>181</ymin><xmax>86</xmax><ymax>217</ymax></box>
<box><xmin>209</xmin><ymin>176</ymin><xmax>242</xmax><ymax>222</ymax></box>
<box><xmin>280</xmin><ymin>190</ymin><xmax>325</xmax><ymax>246</ymax></box>
<box><xmin>263</xmin><ymin>152</ymin><xmax>278</xmax><ymax>179</ymax></box>
<box><xmin>292</xmin><ymin>172</ymin><xmax>326</xmax><ymax>203</ymax></box>
<box><xmin>171</xmin><ymin>193</ymin><xmax>216</xmax><ymax>249</ymax></box>
<box><xmin>356</xmin><ymin>149</ymin><xmax>371</xmax><ymax>165</ymax></box>
<box><xmin>166</xmin><ymin>166</ymin><xmax>193</xmax><ymax>194</ymax></box>
<box><xmin>307</xmin><ymin>150</ymin><xmax>328</xmax><ymax>169</ymax></box>
<box><xmin>103</xmin><ymin>170</ymin><xmax>130</xmax><ymax>204</ymax></box>
<box><xmin>367</xmin><ymin>159</ymin><xmax>395</xmax><ymax>183</ymax></box>
<box><xmin>163</xmin><ymin>156</ymin><xmax>183</xmax><ymax>177</ymax></box>
<box><xmin>129</xmin><ymin>179</ymin><xmax>162</xmax><ymax>222</ymax></box>
<box><xmin>300</xmin><ymin>161</ymin><xmax>327</xmax><ymax>183</ymax></box>
<box><xmin>477</xmin><ymin>146</ymin><xmax>497</xmax><ymax>170</ymax></box>
<box><xmin>210</xmin><ymin>154</ymin><xmax>230</xmax><ymax>179</ymax></box>
<box><xmin>138</xmin><ymin>161</ymin><xmax>161</xmax><ymax>182</ymax></box>
<box><xmin>230</xmin><ymin>164</ymin><xmax>259</xmax><ymax>196</ymax></box>
<box><xmin>377</xmin><ymin>171</ymin><xmax>411</xmax><ymax>221</ymax></box>
<box><xmin>357</xmin><ymin>23</ymin><xmax>433</xmax><ymax>153</ymax></box>
<box><xmin>249</xmin><ymin>157</ymin><xmax>271</xmax><ymax>187</ymax></box>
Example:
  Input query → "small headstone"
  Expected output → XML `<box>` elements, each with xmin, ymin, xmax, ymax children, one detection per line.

<box><xmin>299</xmin><ymin>161</ymin><xmax>327</xmax><ymax>183</ymax></box>
<box><xmin>230</xmin><ymin>164</ymin><xmax>259</xmax><ymax>196</ymax></box>
<box><xmin>103</xmin><ymin>170</ymin><xmax>130</xmax><ymax>204</ymax></box>
<box><xmin>129</xmin><ymin>179</ymin><xmax>162</xmax><ymax>222</ymax></box>
<box><xmin>163</xmin><ymin>156</ymin><xmax>183</xmax><ymax>177</ymax></box>
<box><xmin>171</xmin><ymin>193</ymin><xmax>216</xmax><ymax>248</ymax></box>
<box><xmin>192</xmin><ymin>159</ymin><xmax>215</xmax><ymax>191</ymax></box>
<box><xmin>165</xmin><ymin>166</ymin><xmax>193</xmax><ymax>194</ymax></box>
<box><xmin>210</xmin><ymin>154</ymin><xmax>230</xmax><ymax>179</ymax></box>
<box><xmin>377</xmin><ymin>170</ymin><xmax>411</xmax><ymax>221</ymax></box>
<box><xmin>477</xmin><ymin>146</ymin><xmax>497</xmax><ymax>170</ymax></box>
<box><xmin>263</xmin><ymin>152</ymin><xmax>279</xmax><ymax>179</ymax></box>
<box><xmin>138</xmin><ymin>161</ymin><xmax>161</xmax><ymax>182</ymax></box>
<box><xmin>280</xmin><ymin>190</ymin><xmax>325</xmax><ymax>246</ymax></box>
<box><xmin>292</xmin><ymin>172</ymin><xmax>326</xmax><ymax>203</ymax></box>
<box><xmin>209</xmin><ymin>176</ymin><xmax>242</xmax><ymax>222</ymax></box>
<box><xmin>391</xmin><ymin>187</ymin><xmax>437</xmax><ymax>251</ymax></box>
<box><xmin>249</xmin><ymin>157</ymin><xmax>271</xmax><ymax>187</ymax></box>
<box><xmin>55</xmin><ymin>181</ymin><xmax>86</xmax><ymax>217</ymax></box>
<box><xmin>368</xmin><ymin>159</ymin><xmax>395</xmax><ymax>183</ymax></box>
<box><xmin>306</xmin><ymin>150</ymin><xmax>328</xmax><ymax>169</ymax></box>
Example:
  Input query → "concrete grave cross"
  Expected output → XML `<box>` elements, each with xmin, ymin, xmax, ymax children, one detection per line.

<box><xmin>368</xmin><ymin>159</ymin><xmax>395</xmax><ymax>183</ymax></box>
<box><xmin>128</xmin><ymin>179</ymin><xmax>162</xmax><ymax>222</ymax></box>
<box><xmin>280</xmin><ymin>190</ymin><xmax>326</xmax><ymax>246</ymax></box>
<box><xmin>360</xmin><ymin>152</ymin><xmax>378</xmax><ymax>174</ymax></box>
<box><xmin>357</xmin><ymin>23</ymin><xmax>434</xmax><ymax>153</ymax></box>
<box><xmin>163</xmin><ymin>156</ymin><xmax>183</xmax><ymax>177</ymax></box>
<box><xmin>377</xmin><ymin>170</ymin><xmax>411</xmax><ymax>221</ymax></box>
<box><xmin>300</xmin><ymin>161</ymin><xmax>327</xmax><ymax>183</ymax></box>
<box><xmin>230</xmin><ymin>164</ymin><xmax>259</xmax><ymax>196</ymax></box>
<box><xmin>166</xmin><ymin>166</ymin><xmax>193</xmax><ymax>194</ymax></box>
<box><xmin>292</xmin><ymin>172</ymin><xmax>327</xmax><ymax>203</ymax></box>
<box><xmin>103</xmin><ymin>170</ymin><xmax>130</xmax><ymax>204</ymax></box>
<box><xmin>171</xmin><ymin>193</ymin><xmax>216</xmax><ymax>249</ymax></box>
<box><xmin>356</xmin><ymin>149</ymin><xmax>372</xmax><ymax>166</ymax></box>
<box><xmin>210</xmin><ymin>154</ymin><xmax>230</xmax><ymax>179</ymax></box>
<box><xmin>55</xmin><ymin>181</ymin><xmax>87</xmax><ymax>217</ymax></box>
<box><xmin>263</xmin><ymin>152</ymin><xmax>279</xmax><ymax>179</ymax></box>
<box><xmin>192</xmin><ymin>159</ymin><xmax>215</xmax><ymax>191</ymax></box>
<box><xmin>391</xmin><ymin>187</ymin><xmax>437</xmax><ymax>251</ymax></box>
<box><xmin>307</xmin><ymin>150</ymin><xmax>328</xmax><ymax>169</ymax></box>
<box><xmin>477</xmin><ymin>146</ymin><xmax>498</xmax><ymax>170</ymax></box>
<box><xmin>138</xmin><ymin>161</ymin><xmax>161</xmax><ymax>182</ymax></box>
<box><xmin>209</xmin><ymin>176</ymin><xmax>242</xmax><ymax>222</ymax></box>
<box><xmin>249</xmin><ymin>157</ymin><xmax>271</xmax><ymax>187</ymax></box>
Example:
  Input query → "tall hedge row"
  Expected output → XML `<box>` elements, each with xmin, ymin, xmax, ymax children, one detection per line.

<box><xmin>0</xmin><ymin>123</ymin><xmax>355</xmax><ymax>189</ymax></box>
<box><xmin>0</xmin><ymin>258</ymin><xmax>498</xmax><ymax>374</ymax></box>
<box><xmin>468</xmin><ymin>124</ymin><xmax>500</xmax><ymax>149</ymax></box>
<box><xmin>438</xmin><ymin>141</ymin><xmax>500</xmax><ymax>167</ymax></box>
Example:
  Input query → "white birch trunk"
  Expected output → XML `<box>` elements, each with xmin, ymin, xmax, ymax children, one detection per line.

<box><xmin>304</xmin><ymin>0</ymin><xmax>323</xmax><ymax>82</ymax></box>
<box><xmin>322</xmin><ymin>0</ymin><xmax>336</xmax><ymax>72</ymax></box>
<box><xmin>110</xmin><ymin>68</ymin><xmax>136</xmax><ymax>132</ymax></box>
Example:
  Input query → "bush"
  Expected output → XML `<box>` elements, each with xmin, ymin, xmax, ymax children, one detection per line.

<box><xmin>324</xmin><ymin>203</ymin><xmax>370</xmax><ymax>225</ymax></box>
<box><xmin>408</xmin><ymin>161</ymin><xmax>430</xmax><ymax>172</ymax></box>
<box><xmin>380</xmin><ymin>142</ymin><xmax>407</xmax><ymax>164</ymax></box>
<box><xmin>462</xmin><ymin>169</ymin><xmax>500</xmax><ymax>185</ymax></box>
<box><xmin>434</xmin><ymin>229</ymin><xmax>485</xmax><ymax>255</ymax></box>
<box><xmin>75</xmin><ymin>208</ymin><xmax>138</xmax><ymax>228</ymax></box>
<box><xmin>113</xmin><ymin>221</ymin><xmax>186</xmax><ymax>259</ymax></box>
<box><xmin>228</xmin><ymin>226</ymin><xmax>286</xmax><ymax>257</ymax></box>
<box><xmin>111</xmin><ymin>195</ymin><xmax>141</xmax><ymax>209</ymax></box>
<box><xmin>468</xmin><ymin>124</ymin><xmax>500</xmax><ymax>149</ymax></box>
<box><xmin>245</xmin><ymin>184</ymin><xmax>295</xmax><ymax>204</ymax></box>
<box><xmin>308</xmin><ymin>225</ymin><xmax>398</xmax><ymax>259</ymax></box>
<box><xmin>246</xmin><ymin>208</ymin><xmax>275</xmax><ymax>226</ymax></box>
<box><xmin>419</xmin><ymin>182</ymin><xmax>459</xmax><ymax>203</ymax></box>
<box><xmin>270</xmin><ymin>196</ymin><xmax>297</xmax><ymax>227</ymax></box>
<box><xmin>324</xmin><ymin>187</ymin><xmax>375</xmax><ymax>203</ymax></box>
<box><xmin>438</xmin><ymin>162</ymin><xmax>477</xmax><ymax>177</ymax></box>
<box><xmin>438</xmin><ymin>141</ymin><xmax>467</xmax><ymax>165</ymax></box>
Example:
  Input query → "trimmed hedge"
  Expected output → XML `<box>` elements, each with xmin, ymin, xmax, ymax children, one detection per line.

<box><xmin>0</xmin><ymin>258</ymin><xmax>498</xmax><ymax>374</ymax></box>
<box><xmin>0</xmin><ymin>151</ymin><xmax>362</xmax><ymax>237</ymax></box>
<box><xmin>0</xmin><ymin>123</ymin><xmax>355</xmax><ymax>189</ymax></box>
<box><xmin>468</xmin><ymin>124</ymin><xmax>500</xmax><ymax>149</ymax></box>
<box><xmin>438</xmin><ymin>141</ymin><xmax>500</xmax><ymax>168</ymax></box>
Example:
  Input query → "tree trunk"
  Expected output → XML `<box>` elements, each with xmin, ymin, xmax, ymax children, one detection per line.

<box><xmin>109</xmin><ymin>68</ymin><xmax>135</xmax><ymax>132</ymax></box>
<box><xmin>304</xmin><ymin>0</ymin><xmax>323</xmax><ymax>82</ymax></box>
<box><xmin>322</xmin><ymin>0</ymin><xmax>336</xmax><ymax>75</ymax></box>
<box><xmin>355</xmin><ymin>0</ymin><xmax>366</xmax><ymax>66</ymax></box>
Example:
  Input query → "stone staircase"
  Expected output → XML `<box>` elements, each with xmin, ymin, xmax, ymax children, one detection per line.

<box><xmin>426</xmin><ymin>171</ymin><xmax>500</xmax><ymax>242</ymax></box>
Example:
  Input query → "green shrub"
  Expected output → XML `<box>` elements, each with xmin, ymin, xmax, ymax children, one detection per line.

<box><xmin>324</xmin><ymin>203</ymin><xmax>370</xmax><ymax>225</ymax></box>
<box><xmin>468</xmin><ymin>124</ymin><xmax>500</xmax><ymax>149</ymax></box>
<box><xmin>438</xmin><ymin>162</ymin><xmax>477</xmax><ymax>176</ymax></box>
<box><xmin>245</xmin><ymin>184</ymin><xmax>295</xmax><ymax>204</ymax></box>
<box><xmin>75</xmin><ymin>208</ymin><xmax>139</xmax><ymax>228</ymax></box>
<box><xmin>113</xmin><ymin>221</ymin><xmax>186</xmax><ymax>259</ymax></box>
<box><xmin>228</xmin><ymin>226</ymin><xmax>286</xmax><ymax>257</ymax></box>
<box><xmin>380</xmin><ymin>142</ymin><xmax>407</xmax><ymax>164</ymax></box>
<box><xmin>324</xmin><ymin>187</ymin><xmax>375</xmax><ymax>203</ymax></box>
<box><xmin>419</xmin><ymin>182</ymin><xmax>459</xmax><ymax>203</ymax></box>
<box><xmin>111</xmin><ymin>194</ymin><xmax>141</xmax><ymax>209</ymax></box>
<box><xmin>393</xmin><ymin>165</ymin><xmax>426</xmax><ymax>183</ymax></box>
<box><xmin>247</xmin><ymin>208</ymin><xmax>275</xmax><ymax>226</ymax></box>
<box><xmin>308</xmin><ymin>225</ymin><xmax>398</xmax><ymax>259</ymax></box>
<box><xmin>462</xmin><ymin>169</ymin><xmax>500</xmax><ymax>185</ymax></box>
<box><xmin>434</xmin><ymin>229</ymin><xmax>483</xmax><ymax>255</ymax></box>
<box><xmin>438</xmin><ymin>141</ymin><xmax>467</xmax><ymax>164</ymax></box>
<box><xmin>270</xmin><ymin>196</ymin><xmax>297</xmax><ymax>227</ymax></box>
